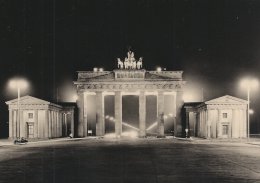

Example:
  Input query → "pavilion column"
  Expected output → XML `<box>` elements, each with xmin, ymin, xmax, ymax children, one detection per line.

<box><xmin>51</xmin><ymin>111</ymin><xmax>54</xmax><ymax>137</ymax></box>
<box><xmin>53</xmin><ymin>111</ymin><xmax>56</xmax><ymax>137</ymax></box>
<box><xmin>71</xmin><ymin>111</ymin><xmax>74</xmax><ymax>137</ymax></box>
<box><xmin>139</xmin><ymin>91</ymin><xmax>146</xmax><ymax>137</ymax></box>
<box><xmin>115</xmin><ymin>91</ymin><xmax>122</xmax><ymax>137</ymax></box>
<box><xmin>48</xmin><ymin>111</ymin><xmax>52</xmax><ymax>138</ymax></box>
<box><xmin>63</xmin><ymin>113</ymin><xmax>67</xmax><ymax>136</ymax></box>
<box><xmin>8</xmin><ymin>110</ymin><xmax>13</xmax><ymax>138</ymax></box>
<box><xmin>14</xmin><ymin>110</ymin><xmax>17</xmax><ymax>138</ymax></box>
<box><xmin>34</xmin><ymin>110</ymin><xmax>38</xmax><ymax>138</ymax></box>
<box><xmin>185</xmin><ymin>111</ymin><xmax>189</xmax><ymax>137</ymax></box>
<box><xmin>20</xmin><ymin>110</ymin><xmax>25</xmax><ymax>138</ymax></box>
<box><xmin>96</xmin><ymin>91</ymin><xmax>105</xmax><ymax>136</ymax></box>
<box><xmin>77</xmin><ymin>92</ymin><xmax>84</xmax><ymax>137</ymax></box>
<box><xmin>217</xmin><ymin>109</ymin><xmax>221</xmax><ymax>138</ymax></box>
<box><xmin>157</xmin><ymin>91</ymin><xmax>165</xmax><ymax>137</ymax></box>
<box><xmin>44</xmin><ymin>110</ymin><xmax>49</xmax><ymax>138</ymax></box>
<box><xmin>58</xmin><ymin>112</ymin><xmax>61</xmax><ymax>137</ymax></box>
<box><xmin>83</xmin><ymin>93</ymin><xmax>88</xmax><ymax>136</ymax></box>
<box><xmin>176</xmin><ymin>91</ymin><xmax>184</xmax><ymax>137</ymax></box>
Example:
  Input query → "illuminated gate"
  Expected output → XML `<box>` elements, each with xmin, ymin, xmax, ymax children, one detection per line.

<box><xmin>74</xmin><ymin>51</ymin><xmax>185</xmax><ymax>137</ymax></box>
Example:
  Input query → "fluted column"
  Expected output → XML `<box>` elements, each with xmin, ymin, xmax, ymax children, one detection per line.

<box><xmin>48</xmin><ymin>111</ymin><xmax>52</xmax><ymax>138</ymax></box>
<box><xmin>176</xmin><ymin>91</ymin><xmax>184</xmax><ymax>137</ymax></box>
<box><xmin>77</xmin><ymin>92</ymin><xmax>84</xmax><ymax>137</ymax></box>
<box><xmin>139</xmin><ymin>91</ymin><xmax>146</xmax><ymax>137</ymax></box>
<box><xmin>34</xmin><ymin>110</ymin><xmax>38</xmax><ymax>138</ymax></box>
<box><xmin>185</xmin><ymin>111</ymin><xmax>189</xmax><ymax>133</ymax></box>
<box><xmin>44</xmin><ymin>110</ymin><xmax>49</xmax><ymax>138</ymax></box>
<box><xmin>115</xmin><ymin>91</ymin><xmax>122</xmax><ymax>137</ymax></box>
<box><xmin>20</xmin><ymin>110</ymin><xmax>25</xmax><ymax>138</ymax></box>
<box><xmin>96</xmin><ymin>91</ymin><xmax>105</xmax><ymax>136</ymax></box>
<box><xmin>8</xmin><ymin>110</ymin><xmax>13</xmax><ymax>138</ymax></box>
<box><xmin>13</xmin><ymin>110</ymin><xmax>17</xmax><ymax>138</ymax></box>
<box><xmin>83</xmin><ymin>93</ymin><xmax>88</xmax><ymax>136</ymax></box>
<box><xmin>71</xmin><ymin>111</ymin><xmax>74</xmax><ymax>137</ymax></box>
<box><xmin>217</xmin><ymin>109</ymin><xmax>221</xmax><ymax>138</ymax></box>
<box><xmin>157</xmin><ymin>91</ymin><xmax>165</xmax><ymax>137</ymax></box>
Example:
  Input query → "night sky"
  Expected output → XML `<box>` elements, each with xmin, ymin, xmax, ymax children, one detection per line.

<box><xmin>1</xmin><ymin>0</ymin><xmax>260</xmax><ymax>137</ymax></box>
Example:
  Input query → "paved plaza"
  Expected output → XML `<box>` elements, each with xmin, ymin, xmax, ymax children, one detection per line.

<box><xmin>0</xmin><ymin>138</ymin><xmax>260</xmax><ymax>183</ymax></box>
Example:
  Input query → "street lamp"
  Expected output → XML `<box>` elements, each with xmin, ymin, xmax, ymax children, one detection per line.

<box><xmin>9</xmin><ymin>78</ymin><xmax>28</xmax><ymax>138</ymax></box>
<box><xmin>240</xmin><ymin>78</ymin><xmax>258</xmax><ymax>139</ymax></box>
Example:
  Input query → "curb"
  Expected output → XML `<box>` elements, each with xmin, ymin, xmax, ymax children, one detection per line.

<box><xmin>174</xmin><ymin>137</ymin><xmax>193</xmax><ymax>141</ymax></box>
<box><xmin>0</xmin><ymin>137</ymin><xmax>99</xmax><ymax>146</ymax></box>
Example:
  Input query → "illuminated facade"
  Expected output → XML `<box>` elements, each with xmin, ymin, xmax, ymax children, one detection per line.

<box><xmin>184</xmin><ymin>95</ymin><xmax>247</xmax><ymax>138</ymax></box>
<box><xmin>6</xmin><ymin>96</ymin><xmax>74</xmax><ymax>139</ymax></box>
<box><xmin>74</xmin><ymin>51</ymin><xmax>186</xmax><ymax>137</ymax></box>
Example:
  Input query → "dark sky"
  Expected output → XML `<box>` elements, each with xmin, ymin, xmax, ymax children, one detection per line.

<box><xmin>1</xmin><ymin>0</ymin><xmax>260</xmax><ymax>136</ymax></box>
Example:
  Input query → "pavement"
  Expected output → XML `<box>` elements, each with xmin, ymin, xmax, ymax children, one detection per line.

<box><xmin>1</xmin><ymin>136</ymin><xmax>260</xmax><ymax>146</ymax></box>
<box><xmin>1</xmin><ymin>137</ymin><xmax>260</xmax><ymax>183</ymax></box>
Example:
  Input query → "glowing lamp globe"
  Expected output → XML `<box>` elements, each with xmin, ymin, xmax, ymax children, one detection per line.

<box><xmin>240</xmin><ymin>78</ymin><xmax>259</xmax><ymax>89</ymax></box>
<box><xmin>9</xmin><ymin>78</ymin><xmax>28</xmax><ymax>90</ymax></box>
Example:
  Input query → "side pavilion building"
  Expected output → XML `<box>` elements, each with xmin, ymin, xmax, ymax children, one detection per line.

<box><xmin>74</xmin><ymin>51</ymin><xmax>186</xmax><ymax>137</ymax></box>
<box><xmin>184</xmin><ymin>95</ymin><xmax>248</xmax><ymax>138</ymax></box>
<box><xmin>6</xmin><ymin>96</ymin><xmax>74</xmax><ymax>139</ymax></box>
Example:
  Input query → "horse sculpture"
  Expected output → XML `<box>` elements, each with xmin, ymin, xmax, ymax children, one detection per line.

<box><xmin>137</xmin><ymin>57</ymin><xmax>143</xmax><ymax>69</ymax></box>
<box><xmin>117</xmin><ymin>58</ymin><xmax>124</xmax><ymax>69</ymax></box>
<box><xmin>117</xmin><ymin>51</ymin><xmax>143</xmax><ymax>70</ymax></box>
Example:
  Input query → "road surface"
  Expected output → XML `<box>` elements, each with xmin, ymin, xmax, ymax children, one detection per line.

<box><xmin>0</xmin><ymin>138</ymin><xmax>260</xmax><ymax>183</ymax></box>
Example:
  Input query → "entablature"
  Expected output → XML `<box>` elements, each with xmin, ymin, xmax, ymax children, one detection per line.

<box><xmin>75</xmin><ymin>80</ymin><xmax>185</xmax><ymax>92</ymax></box>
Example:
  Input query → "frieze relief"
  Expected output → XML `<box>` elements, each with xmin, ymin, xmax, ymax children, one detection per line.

<box><xmin>77</xmin><ymin>83</ymin><xmax>183</xmax><ymax>91</ymax></box>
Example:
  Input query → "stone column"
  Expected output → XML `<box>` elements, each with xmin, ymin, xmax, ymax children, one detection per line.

<box><xmin>60</xmin><ymin>112</ymin><xmax>62</xmax><ymax>137</ymax></box>
<box><xmin>34</xmin><ymin>110</ymin><xmax>38</xmax><ymax>138</ymax></box>
<box><xmin>207</xmin><ymin>109</ymin><xmax>212</xmax><ymax>138</ymax></box>
<box><xmin>115</xmin><ymin>91</ymin><xmax>122</xmax><ymax>137</ymax></box>
<box><xmin>71</xmin><ymin>111</ymin><xmax>74</xmax><ymax>137</ymax></box>
<box><xmin>185</xmin><ymin>111</ymin><xmax>189</xmax><ymax>137</ymax></box>
<box><xmin>217</xmin><ymin>109</ymin><xmax>221</xmax><ymax>138</ymax></box>
<box><xmin>77</xmin><ymin>92</ymin><xmax>84</xmax><ymax>137</ymax></box>
<box><xmin>8</xmin><ymin>110</ymin><xmax>13</xmax><ymax>138</ymax></box>
<box><xmin>242</xmin><ymin>109</ymin><xmax>247</xmax><ymax>137</ymax></box>
<box><xmin>13</xmin><ymin>110</ymin><xmax>17</xmax><ymax>138</ymax></box>
<box><xmin>176</xmin><ymin>91</ymin><xmax>184</xmax><ymax>137</ymax></box>
<box><xmin>53</xmin><ymin>111</ymin><xmax>56</xmax><ymax>137</ymax></box>
<box><xmin>96</xmin><ymin>91</ymin><xmax>105</xmax><ymax>136</ymax></box>
<box><xmin>139</xmin><ymin>91</ymin><xmax>146</xmax><ymax>137</ymax></box>
<box><xmin>44</xmin><ymin>110</ymin><xmax>49</xmax><ymax>138</ymax></box>
<box><xmin>157</xmin><ymin>91</ymin><xmax>165</xmax><ymax>137</ymax></box>
<box><xmin>48</xmin><ymin>111</ymin><xmax>52</xmax><ymax>138</ymax></box>
<box><xmin>20</xmin><ymin>110</ymin><xmax>25</xmax><ymax>138</ymax></box>
<box><xmin>52</xmin><ymin>111</ymin><xmax>55</xmax><ymax>137</ymax></box>
<box><xmin>83</xmin><ymin>93</ymin><xmax>88</xmax><ymax>136</ymax></box>
<box><xmin>58</xmin><ymin>112</ymin><xmax>61</xmax><ymax>137</ymax></box>
<box><xmin>50</xmin><ymin>111</ymin><xmax>55</xmax><ymax>138</ymax></box>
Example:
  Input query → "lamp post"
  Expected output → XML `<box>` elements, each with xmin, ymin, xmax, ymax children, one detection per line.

<box><xmin>9</xmin><ymin>78</ymin><xmax>28</xmax><ymax>138</ymax></box>
<box><xmin>240</xmin><ymin>78</ymin><xmax>258</xmax><ymax>139</ymax></box>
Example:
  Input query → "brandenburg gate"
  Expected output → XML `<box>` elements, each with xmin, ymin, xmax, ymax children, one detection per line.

<box><xmin>74</xmin><ymin>51</ymin><xmax>185</xmax><ymax>137</ymax></box>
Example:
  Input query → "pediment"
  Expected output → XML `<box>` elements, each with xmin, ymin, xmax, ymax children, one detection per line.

<box><xmin>205</xmin><ymin>95</ymin><xmax>247</xmax><ymax>105</ymax></box>
<box><xmin>6</xmin><ymin>96</ymin><xmax>50</xmax><ymax>105</ymax></box>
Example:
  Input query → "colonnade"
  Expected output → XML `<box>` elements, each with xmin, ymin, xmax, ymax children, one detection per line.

<box><xmin>77</xmin><ymin>90</ymin><xmax>183</xmax><ymax>137</ymax></box>
<box><xmin>8</xmin><ymin>109</ymin><xmax>64</xmax><ymax>139</ymax></box>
